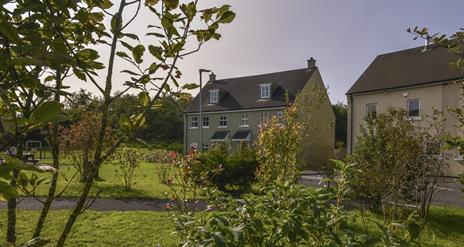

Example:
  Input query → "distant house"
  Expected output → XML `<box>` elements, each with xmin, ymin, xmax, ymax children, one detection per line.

<box><xmin>184</xmin><ymin>58</ymin><xmax>335</xmax><ymax>168</ymax></box>
<box><xmin>346</xmin><ymin>44</ymin><xmax>464</xmax><ymax>176</ymax></box>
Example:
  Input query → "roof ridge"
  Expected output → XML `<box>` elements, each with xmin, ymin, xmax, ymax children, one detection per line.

<box><xmin>213</xmin><ymin>67</ymin><xmax>313</xmax><ymax>82</ymax></box>
<box><xmin>376</xmin><ymin>43</ymin><xmax>442</xmax><ymax>57</ymax></box>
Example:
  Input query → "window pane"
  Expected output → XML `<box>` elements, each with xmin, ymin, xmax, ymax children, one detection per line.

<box><xmin>408</xmin><ymin>100</ymin><xmax>420</xmax><ymax>117</ymax></box>
<box><xmin>366</xmin><ymin>103</ymin><xmax>377</xmax><ymax>116</ymax></box>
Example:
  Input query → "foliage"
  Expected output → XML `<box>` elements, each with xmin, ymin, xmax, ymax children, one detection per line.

<box><xmin>257</xmin><ymin>105</ymin><xmax>302</xmax><ymax>185</ymax></box>
<box><xmin>332</xmin><ymin>101</ymin><xmax>348</xmax><ymax>145</ymax></box>
<box><xmin>408</xmin><ymin>26</ymin><xmax>464</xmax><ymax>188</ymax></box>
<box><xmin>168</xmin><ymin>150</ymin><xmax>219</xmax><ymax>214</ymax></box>
<box><xmin>0</xmin><ymin>155</ymin><xmax>56</xmax><ymax>201</ymax></box>
<box><xmin>175</xmin><ymin>160</ymin><xmax>422</xmax><ymax>247</ymax></box>
<box><xmin>195</xmin><ymin>143</ymin><xmax>258</xmax><ymax>194</ymax></box>
<box><xmin>352</xmin><ymin>108</ymin><xmax>447</xmax><ymax>221</ymax></box>
<box><xmin>110</xmin><ymin>148</ymin><xmax>144</xmax><ymax>191</ymax></box>
<box><xmin>60</xmin><ymin>111</ymin><xmax>115</xmax><ymax>181</ymax></box>
<box><xmin>1</xmin><ymin>0</ymin><xmax>235</xmax><ymax>244</ymax></box>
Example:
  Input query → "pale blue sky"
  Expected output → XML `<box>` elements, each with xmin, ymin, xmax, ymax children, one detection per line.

<box><xmin>75</xmin><ymin>0</ymin><xmax>464</xmax><ymax>104</ymax></box>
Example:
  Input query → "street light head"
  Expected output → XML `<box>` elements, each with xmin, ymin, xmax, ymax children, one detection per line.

<box><xmin>199</xmin><ymin>69</ymin><xmax>211</xmax><ymax>73</ymax></box>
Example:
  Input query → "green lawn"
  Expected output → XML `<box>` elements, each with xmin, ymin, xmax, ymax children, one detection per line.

<box><xmin>349</xmin><ymin>206</ymin><xmax>464</xmax><ymax>247</ymax></box>
<box><xmin>1</xmin><ymin>207</ymin><xmax>462</xmax><ymax>246</ymax></box>
<box><xmin>0</xmin><ymin>210</ymin><xmax>178</xmax><ymax>246</ymax></box>
<box><xmin>25</xmin><ymin>161</ymin><xmax>188</xmax><ymax>199</ymax></box>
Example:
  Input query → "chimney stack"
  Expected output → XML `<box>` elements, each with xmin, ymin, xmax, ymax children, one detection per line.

<box><xmin>307</xmin><ymin>57</ymin><xmax>316</xmax><ymax>69</ymax></box>
<box><xmin>209</xmin><ymin>72</ymin><xmax>216</xmax><ymax>82</ymax></box>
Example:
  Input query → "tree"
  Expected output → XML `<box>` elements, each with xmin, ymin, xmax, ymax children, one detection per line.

<box><xmin>332</xmin><ymin>102</ymin><xmax>347</xmax><ymax>146</ymax></box>
<box><xmin>1</xmin><ymin>0</ymin><xmax>235</xmax><ymax>245</ymax></box>
<box><xmin>352</xmin><ymin>109</ymin><xmax>446</xmax><ymax>221</ymax></box>
<box><xmin>408</xmin><ymin>27</ymin><xmax>464</xmax><ymax>188</ymax></box>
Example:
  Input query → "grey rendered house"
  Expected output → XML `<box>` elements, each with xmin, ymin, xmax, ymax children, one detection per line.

<box><xmin>346</xmin><ymin>44</ymin><xmax>464</xmax><ymax>176</ymax></box>
<box><xmin>184</xmin><ymin>58</ymin><xmax>336</xmax><ymax>168</ymax></box>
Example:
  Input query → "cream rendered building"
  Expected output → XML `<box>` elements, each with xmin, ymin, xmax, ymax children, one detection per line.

<box><xmin>347</xmin><ymin>44</ymin><xmax>464</xmax><ymax>176</ymax></box>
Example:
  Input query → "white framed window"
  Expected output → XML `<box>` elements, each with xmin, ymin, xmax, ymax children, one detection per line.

<box><xmin>259</xmin><ymin>84</ymin><xmax>271</xmax><ymax>99</ymax></box>
<box><xmin>190</xmin><ymin>116</ymin><xmax>198</xmax><ymax>128</ymax></box>
<box><xmin>202</xmin><ymin>143</ymin><xmax>209</xmax><ymax>151</ymax></box>
<box><xmin>366</xmin><ymin>103</ymin><xmax>378</xmax><ymax>117</ymax></box>
<box><xmin>219</xmin><ymin>115</ymin><xmax>227</xmax><ymax>127</ymax></box>
<box><xmin>209</xmin><ymin>89</ymin><xmax>219</xmax><ymax>104</ymax></box>
<box><xmin>240</xmin><ymin>113</ymin><xmax>249</xmax><ymax>127</ymax></box>
<box><xmin>407</xmin><ymin>99</ymin><xmax>420</xmax><ymax>119</ymax></box>
<box><xmin>202</xmin><ymin>116</ymin><xmax>209</xmax><ymax>128</ymax></box>
<box><xmin>260</xmin><ymin>112</ymin><xmax>269</xmax><ymax>123</ymax></box>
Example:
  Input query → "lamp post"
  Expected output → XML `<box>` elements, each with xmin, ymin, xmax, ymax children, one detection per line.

<box><xmin>199</xmin><ymin>69</ymin><xmax>211</xmax><ymax>151</ymax></box>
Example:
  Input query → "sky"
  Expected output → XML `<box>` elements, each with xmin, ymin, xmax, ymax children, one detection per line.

<box><xmin>74</xmin><ymin>0</ymin><xmax>464</xmax><ymax>104</ymax></box>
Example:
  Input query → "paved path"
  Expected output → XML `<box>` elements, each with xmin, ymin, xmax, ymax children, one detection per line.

<box><xmin>0</xmin><ymin>174</ymin><xmax>462</xmax><ymax>211</ymax></box>
<box><xmin>300</xmin><ymin>172</ymin><xmax>464</xmax><ymax>208</ymax></box>
<box><xmin>0</xmin><ymin>197</ymin><xmax>207</xmax><ymax>211</ymax></box>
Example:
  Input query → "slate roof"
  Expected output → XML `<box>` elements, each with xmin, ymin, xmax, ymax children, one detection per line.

<box><xmin>347</xmin><ymin>44</ymin><xmax>463</xmax><ymax>95</ymax></box>
<box><xmin>184</xmin><ymin>68</ymin><xmax>315</xmax><ymax>113</ymax></box>
<box><xmin>211</xmin><ymin>131</ymin><xmax>229</xmax><ymax>141</ymax></box>
<box><xmin>231</xmin><ymin>130</ymin><xmax>251</xmax><ymax>141</ymax></box>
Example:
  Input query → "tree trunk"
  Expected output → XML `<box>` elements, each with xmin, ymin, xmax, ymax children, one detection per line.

<box><xmin>56</xmin><ymin>2</ymin><xmax>126</xmax><ymax>246</ymax></box>
<box><xmin>6</xmin><ymin>169</ymin><xmax>19</xmax><ymax>244</ymax></box>
<box><xmin>32</xmin><ymin>68</ymin><xmax>62</xmax><ymax>238</ymax></box>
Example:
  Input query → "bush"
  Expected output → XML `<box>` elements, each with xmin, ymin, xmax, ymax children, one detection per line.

<box><xmin>352</xmin><ymin>109</ymin><xmax>447</xmax><ymax>221</ymax></box>
<box><xmin>110</xmin><ymin>148</ymin><xmax>144</xmax><ymax>191</ymax></box>
<box><xmin>194</xmin><ymin>143</ymin><xmax>257</xmax><ymax>195</ymax></box>
<box><xmin>175</xmin><ymin>160</ymin><xmax>422</xmax><ymax>247</ymax></box>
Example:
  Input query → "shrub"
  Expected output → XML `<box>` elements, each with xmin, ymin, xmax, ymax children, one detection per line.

<box><xmin>256</xmin><ymin>105</ymin><xmax>302</xmax><ymax>185</ymax></box>
<box><xmin>110</xmin><ymin>148</ymin><xmax>144</xmax><ymax>191</ymax></box>
<box><xmin>174</xmin><ymin>160</ymin><xmax>422</xmax><ymax>246</ymax></box>
<box><xmin>194</xmin><ymin>143</ymin><xmax>257</xmax><ymax>194</ymax></box>
<box><xmin>352</xmin><ymin>108</ymin><xmax>447</xmax><ymax>221</ymax></box>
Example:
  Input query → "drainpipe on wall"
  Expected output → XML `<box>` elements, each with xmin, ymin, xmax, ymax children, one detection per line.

<box><xmin>347</xmin><ymin>95</ymin><xmax>354</xmax><ymax>154</ymax></box>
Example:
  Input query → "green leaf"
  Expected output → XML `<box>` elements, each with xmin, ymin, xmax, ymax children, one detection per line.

<box><xmin>132</xmin><ymin>44</ymin><xmax>145</xmax><ymax>64</ymax></box>
<box><xmin>0</xmin><ymin>180</ymin><xmax>17</xmax><ymax>201</ymax></box>
<box><xmin>146</xmin><ymin>32</ymin><xmax>165</xmax><ymax>38</ymax></box>
<box><xmin>31</xmin><ymin>101</ymin><xmax>63</xmax><ymax>124</ymax></box>
<box><xmin>182</xmin><ymin>83</ymin><xmax>199</xmax><ymax>90</ymax></box>
<box><xmin>120</xmin><ymin>41</ymin><xmax>134</xmax><ymax>52</ymax></box>
<box><xmin>145</xmin><ymin>0</ymin><xmax>159</xmax><ymax>6</ymax></box>
<box><xmin>218</xmin><ymin>11</ymin><xmax>236</xmax><ymax>24</ymax></box>
<box><xmin>138</xmin><ymin>92</ymin><xmax>150</xmax><ymax>107</ymax></box>
<box><xmin>148</xmin><ymin>45</ymin><xmax>163</xmax><ymax>60</ymax></box>
<box><xmin>123</xmin><ymin>33</ymin><xmax>139</xmax><ymax>41</ymax></box>
<box><xmin>121</xmin><ymin>70</ymin><xmax>140</xmax><ymax>76</ymax></box>
<box><xmin>162</xmin><ymin>0</ymin><xmax>179</xmax><ymax>10</ymax></box>
<box><xmin>99</xmin><ymin>0</ymin><xmax>113</xmax><ymax>9</ymax></box>
<box><xmin>0</xmin><ymin>155</ymin><xmax>57</xmax><ymax>173</ymax></box>
<box><xmin>111</xmin><ymin>14</ymin><xmax>122</xmax><ymax>33</ymax></box>
<box><xmin>73</xmin><ymin>68</ymin><xmax>87</xmax><ymax>81</ymax></box>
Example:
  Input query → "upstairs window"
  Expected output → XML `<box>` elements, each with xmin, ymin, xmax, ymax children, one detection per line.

<box><xmin>407</xmin><ymin>99</ymin><xmax>420</xmax><ymax>118</ymax></box>
<box><xmin>190</xmin><ymin>116</ymin><xmax>198</xmax><ymax>128</ymax></box>
<box><xmin>260</xmin><ymin>84</ymin><xmax>271</xmax><ymax>99</ymax></box>
<box><xmin>209</xmin><ymin>89</ymin><xmax>219</xmax><ymax>104</ymax></box>
<box><xmin>366</xmin><ymin>103</ymin><xmax>378</xmax><ymax>117</ymax></box>
<box><xmin>240</xmin><ymin>113</ymin><xmax>249</xmax><ymax>126</ymax></box>
<box><xmin>219</xmin><ymin>115</ymin><xmax>227</xmax><ymax>127</ymax></box>
<box><xmin>202</xmin><ymin>116</ymin><xmax>209</xmax><ymax>128</ymax></box>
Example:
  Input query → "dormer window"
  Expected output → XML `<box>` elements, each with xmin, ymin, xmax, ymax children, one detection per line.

<box><xmin>209</xmin><ymin>89</ymin><xmax>219</xmax><ymax>104</ymax></box>
<box><xmin>260</xmin><ymin>83</ymin><xmax>271</xmax><ymax>99</ymax></box>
